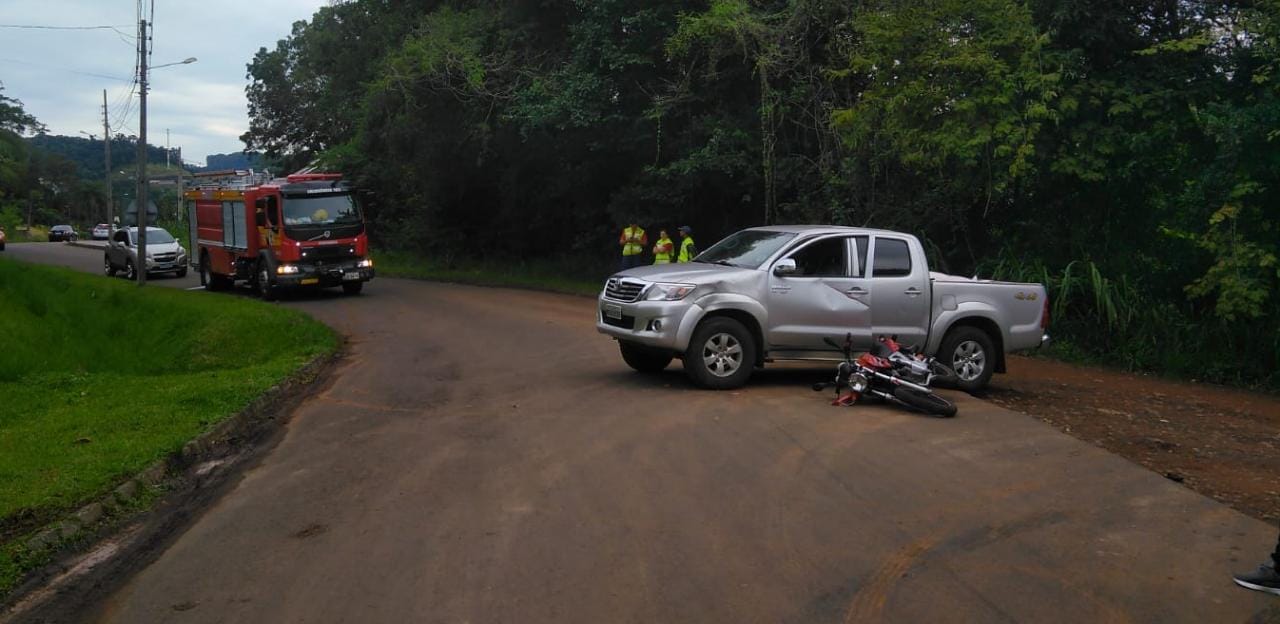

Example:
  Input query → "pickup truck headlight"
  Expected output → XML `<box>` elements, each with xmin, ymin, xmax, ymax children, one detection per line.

<box><xmin>357</xmin><ymin>258</ymin><xmax>374</xmax><ymax>268</ymax></box>
<box><xmin>645</xmin><ymin>282</ymin><xmax>696</xmax><ymax>301</ymax></box>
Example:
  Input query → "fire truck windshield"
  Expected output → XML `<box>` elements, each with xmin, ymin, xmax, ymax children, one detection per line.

<box><xmin>282</xmin><ymin>193</ymin><xmax>362</xmax><ymax>228</ymax></box>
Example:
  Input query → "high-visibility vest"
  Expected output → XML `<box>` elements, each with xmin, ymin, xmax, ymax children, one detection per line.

<box><xmin>653</xmin><ymin>237</ymin><xmax>674</xmax><ymax>264</ymax></box>
<box><xmin>678</xmin><ymin>236</ymin><xmax>696</xmax><ymax>262</ymax></box>
<box><xmin>620</xmin><ymin>226</ymin><xmax>646</xmax><ymax>256</ymax></box>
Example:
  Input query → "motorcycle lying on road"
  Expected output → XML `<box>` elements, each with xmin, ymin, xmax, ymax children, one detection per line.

<box><xmin>812</xmin><ymin>333</ymin><xmax>958</xmax><ymax>418</ymax></box>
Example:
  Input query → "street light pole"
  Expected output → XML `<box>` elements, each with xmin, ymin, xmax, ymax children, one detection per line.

<box><xmin>136</xmin><ymin>17</ymin><xmax>149</xmax><ymax>286</ymax></box>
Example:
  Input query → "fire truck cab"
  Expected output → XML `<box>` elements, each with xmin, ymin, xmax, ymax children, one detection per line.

<box><xmin>186</xmin><ymin>169</ymin><xmax>374</xmax><ymax>299</ymax></box>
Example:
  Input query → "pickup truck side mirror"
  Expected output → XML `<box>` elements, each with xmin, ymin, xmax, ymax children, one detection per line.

<box><xmin>773</xmin><ymin>259</ymin><xmax>798</xmax><ymax>277</ymax></box>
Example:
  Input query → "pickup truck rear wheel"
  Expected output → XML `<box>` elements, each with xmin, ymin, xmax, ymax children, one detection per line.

<box><xmin>939</xmin><ymin>327</ymin><xmax>995</xmax><ymax>393</ymax></box>
<box><xmin>619</xmin><ymin>341</ymin><xmax>672</xmax><ymax>373</ymax></box>
<box><xmin>684</xmin><ymin>317</ymin><xmax>757</xmax><ymax>390</ymax></box>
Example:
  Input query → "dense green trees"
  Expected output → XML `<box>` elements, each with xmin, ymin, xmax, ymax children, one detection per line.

<box><xmin>243</xmin><ymin>0</ymin><xmax>1279</xmax><ymax>385</ymax></box>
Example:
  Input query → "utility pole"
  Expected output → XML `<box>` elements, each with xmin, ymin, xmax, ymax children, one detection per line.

<box><xmin>136</xmin><ymin>17</ymin><xmax>149</xmax><ymax>286</ymax></box>
<box><xmin>102</xmin><ymin>89</ymin><xmax>112</xmax><ymax>229</ymax></box>
<box><xmin>166</xmin><ymin>128</ymin><xmax>170</xmax><ymax>168</ymax></box>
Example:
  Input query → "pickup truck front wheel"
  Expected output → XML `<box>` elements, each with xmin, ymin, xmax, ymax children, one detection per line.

<box><xmin>619</xmin><ymin>341</ymin><xmax>672</xmax><ymax>373</ymax></box>
<box><xmin>684</xmin><ymin>317</ymin><xmax>757</xmax><ymax>390</ymax></box>
<box><xmin>939</xmin><ymin>327</ymin><xmax>995</xmax><ymax>393</ymax></box>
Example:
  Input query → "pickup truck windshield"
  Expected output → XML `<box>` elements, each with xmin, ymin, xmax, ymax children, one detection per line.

<box><xmin>696</xmin><ymin>230</ymin><xmax>797</xmax><ymax>268</ymax></box>
<box><xmin>282</xmin><ymin>194</ymin><xmax>362</xmax><ymax>228</ymax></box>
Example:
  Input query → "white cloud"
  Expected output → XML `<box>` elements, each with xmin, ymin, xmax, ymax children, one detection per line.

<box><xmin>0</xmin><ymin>0</ymin><xmax>327</xmax><ymax>166</ymax></box>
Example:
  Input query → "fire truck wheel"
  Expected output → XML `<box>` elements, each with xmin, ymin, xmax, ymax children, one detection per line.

<box><xmin>342</xmin><ymin>281</ymin><xmax>364</xmax><ymax>295</ymax></box>
<box><xmin>256</xmin><ymin>263</ymin><xmax>278</xmax><ymax>301</ymax></box>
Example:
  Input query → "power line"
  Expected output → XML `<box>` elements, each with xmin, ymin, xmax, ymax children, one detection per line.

<box><xmin>0</xmin><ymin>57</ymin><xmax>132</xmax><ymax>82</ymax></box>
<box><xmin>0</xmin><ymin>24</ymin><xmax>135</xmax><ymax>31</ymax></box>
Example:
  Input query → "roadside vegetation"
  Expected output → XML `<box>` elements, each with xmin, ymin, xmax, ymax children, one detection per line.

<box><xmin>231</xmin><ymin>0</ymin><xmax>1280</xmax><ymax>390</ymax></box>
<box><xmin>0</xmin><ymin>258</ymin><xmax>337</xmax><ymax>593</ymax></box>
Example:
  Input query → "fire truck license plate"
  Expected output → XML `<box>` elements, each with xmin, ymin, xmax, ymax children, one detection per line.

<box><xmin>604</xmin><ymin>304</ymin><xmax>622</xmax><ymax>320</ymax></box>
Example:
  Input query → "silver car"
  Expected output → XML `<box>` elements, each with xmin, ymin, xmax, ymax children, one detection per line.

<box><xmin>104</xmin><ymin>227</ymin><xmax>188</xmax><ymax>279</ymax></box>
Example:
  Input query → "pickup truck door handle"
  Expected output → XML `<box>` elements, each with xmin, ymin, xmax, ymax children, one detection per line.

<box><xmin>845</xmin><ymin>287</ymin><xmax>868</xmax><ymax>297</ymax></box>
<box><xmin>904</xmin><ymin>288</ymin><xmax>923</xmax><ymax>297</ymax></box>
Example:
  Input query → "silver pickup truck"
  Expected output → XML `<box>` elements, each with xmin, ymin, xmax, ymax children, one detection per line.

<box><xmin>596</xmin><ymin>225</ymin><xmax>1049</xmax><ymax>390</ymax></box>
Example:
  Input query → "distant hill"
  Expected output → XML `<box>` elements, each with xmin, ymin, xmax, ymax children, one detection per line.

<box><xmin>203</xmin><ymin>152</ymin><xmax>266</xmax><ymax>171</ymax></box>
<box><xmin>27</xmin><ymin>134</ymin><xmax>171</xmax><ymax>180</ymax></box>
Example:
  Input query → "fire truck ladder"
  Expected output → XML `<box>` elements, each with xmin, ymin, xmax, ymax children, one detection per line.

<box><xmin>190</xmin><ymin>169</ymin><xmax>273</xmax><ymax>190</ymax></box>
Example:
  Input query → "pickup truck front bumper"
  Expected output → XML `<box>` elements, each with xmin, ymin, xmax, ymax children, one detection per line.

<box><xmin>596</xmin><ymin>296</ymin><xmax>699</xmax><ymax>353</ymax></box>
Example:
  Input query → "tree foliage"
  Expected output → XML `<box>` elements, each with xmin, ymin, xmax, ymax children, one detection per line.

<box><xmin>242</xmin><ymin>0</ymin><xmax>1280</xmax><ymax>386</ymax></box>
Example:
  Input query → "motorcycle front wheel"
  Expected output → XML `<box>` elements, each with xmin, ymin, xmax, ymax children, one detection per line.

<box><xmin>893</xmin><ymin>386</ymin><xmax>957</xmax><ymax>417</ymax></box>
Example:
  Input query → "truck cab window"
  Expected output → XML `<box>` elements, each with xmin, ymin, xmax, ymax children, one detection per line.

<box><xmin>788</xmin><ymin>237</ymin><xmax>849</xmax><ymax>277</ymax></box>
<box><xmin>872</xmin><ymin>238</ymin><xmax>912</xmax><ymax>277</ymax></box>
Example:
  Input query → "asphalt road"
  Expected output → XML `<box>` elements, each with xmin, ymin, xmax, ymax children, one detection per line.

<box><xmin>4</xmin><ymin>242</ymin><xmax>1277</xmax><ymax>623</ymax></box>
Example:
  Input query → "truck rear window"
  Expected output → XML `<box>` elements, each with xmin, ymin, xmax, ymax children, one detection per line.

<box><xmin>872</xmin><ymin>238</ymin><xmax>912</xmax><ymax>277</ymax></box>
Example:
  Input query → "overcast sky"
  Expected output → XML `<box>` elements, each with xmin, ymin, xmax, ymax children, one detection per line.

<box><xmin>0</xmin><ymin>0</ymin><xmax>326</xmax><ymax>167</ymax></box>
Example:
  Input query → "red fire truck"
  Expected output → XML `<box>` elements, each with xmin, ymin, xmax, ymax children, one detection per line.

<box><xmin>185</xmin><ymin>169</ymin><xmax>374</xmax><ymax>299</ymax></box>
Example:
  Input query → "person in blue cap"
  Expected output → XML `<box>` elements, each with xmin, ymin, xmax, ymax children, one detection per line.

<box><xmin>676</xmin><ymin>225</ymin><xmax>697</xmax><ymax>263</ymax></box>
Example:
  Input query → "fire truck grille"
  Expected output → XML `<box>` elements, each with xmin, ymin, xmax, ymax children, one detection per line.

<box><xmin>301</xmin><ymin>246</ymin><xmax>357</xmax><ymax>263</ymax></box>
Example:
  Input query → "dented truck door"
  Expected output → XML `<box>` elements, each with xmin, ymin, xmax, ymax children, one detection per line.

<box><xmin>766</xmin><ymin>235</ymin><xmax>872</xmax><ymax>352</ymax></box>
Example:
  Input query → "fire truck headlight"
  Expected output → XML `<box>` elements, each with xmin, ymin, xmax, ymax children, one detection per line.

<box><xmin>276</xmin><ymin>264</ymin><xmax>300</xmax><ymax>275</ymax></box>
<box><xmin>357</xmin><ymin>258</ymin><xmax>373</xmax><ymax>268</ymax></box>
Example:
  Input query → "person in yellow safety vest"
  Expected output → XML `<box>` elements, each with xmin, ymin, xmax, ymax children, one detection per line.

<box><xmin>677</xmin><ymin>225</ymin><xmax>697</xmax><ymax>262</ymax></box>
<box><xmin>652</xmin><ymin>230</ymin><xmax>674</xmax><ymax>264</ymax></box>
<box><xmin>619</xmin><ymin>222</ymin><xmax>648</xmax><ymax>270</ymax></box>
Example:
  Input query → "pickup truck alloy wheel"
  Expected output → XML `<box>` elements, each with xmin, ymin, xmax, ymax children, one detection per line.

<box><xmin>104</xmin><ymin>256</ymin><xmax>116</xmax><ymax>277</ymax></box>
<box><xmin>939</xmin><ymin>326</ymin><xmax>995</xmax><ymax>392</ymax></box>
<box><xmin>684</xmin><ymin>317</ymin><xmax>757</xmax><ymax>389</ymax></box>
<box><xmin>124</xmin><ymin>259</ymin><xmax>136</xmax><ymax>281</ymax></box>
<box><xmin>703</xmin><ymin>333</ymin><xmax>743</xmax><ymax>378</ymax></box>
<box><xmin>952</xmin><ymin>341</ymin><xmax>986</xmax><ymax>382</ymax></box>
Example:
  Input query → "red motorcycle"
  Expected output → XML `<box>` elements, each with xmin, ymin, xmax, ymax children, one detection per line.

<box><xmin>812</xmin><ymin>333</ymin><xmax>958</xmax><ymax>417</ymax></box>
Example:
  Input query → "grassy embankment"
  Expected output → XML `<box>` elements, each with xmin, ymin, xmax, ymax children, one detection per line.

<box><xmin>375</xmin><ymin>250</ymin><xmax>602</xmax><ymax>297</ymax></box>
<box><xmin>0</xmin><ymin>258</ymin><xmax>337</xmax><ymax>594</ymax></box>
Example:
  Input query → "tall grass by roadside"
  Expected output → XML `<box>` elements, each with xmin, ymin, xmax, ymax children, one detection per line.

<box><xmin>0</xmin><ymin>258</ymin><xmax>337</xmax><ymax>594</ymax></box>
<box><xmin>980</xmin><ymin>256</ymin><xmax>1280</xmax><ymax>389</ymax></box>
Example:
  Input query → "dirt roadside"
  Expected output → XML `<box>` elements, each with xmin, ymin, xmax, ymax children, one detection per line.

<box><xmin>988</xmin><ymin>355</ymin><xmax>1280</xmax><ymax>524</ymax></box>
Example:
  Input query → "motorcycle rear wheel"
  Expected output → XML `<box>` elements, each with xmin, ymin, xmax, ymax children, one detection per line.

<box><xmin>893</xmin><ymin>386</ymin><xmax>957</xmax><ymax>417</ymax></box>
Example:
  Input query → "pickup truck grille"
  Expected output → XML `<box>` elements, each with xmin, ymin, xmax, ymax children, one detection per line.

<box><xmin>604</xmin><ymin>278</ymin><xmax>646</xmax><ymax>302</ymax></box>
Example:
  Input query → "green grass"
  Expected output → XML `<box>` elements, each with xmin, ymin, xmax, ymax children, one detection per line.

<box><xmin>0</xmin><ymin>258</ymin><xmax>337</xmax><ymax>593</ymax></box>
<box><xmin>375</xmin><ymin>250</ymin><xmax>603</xmax><ymax>297</ymax></box>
